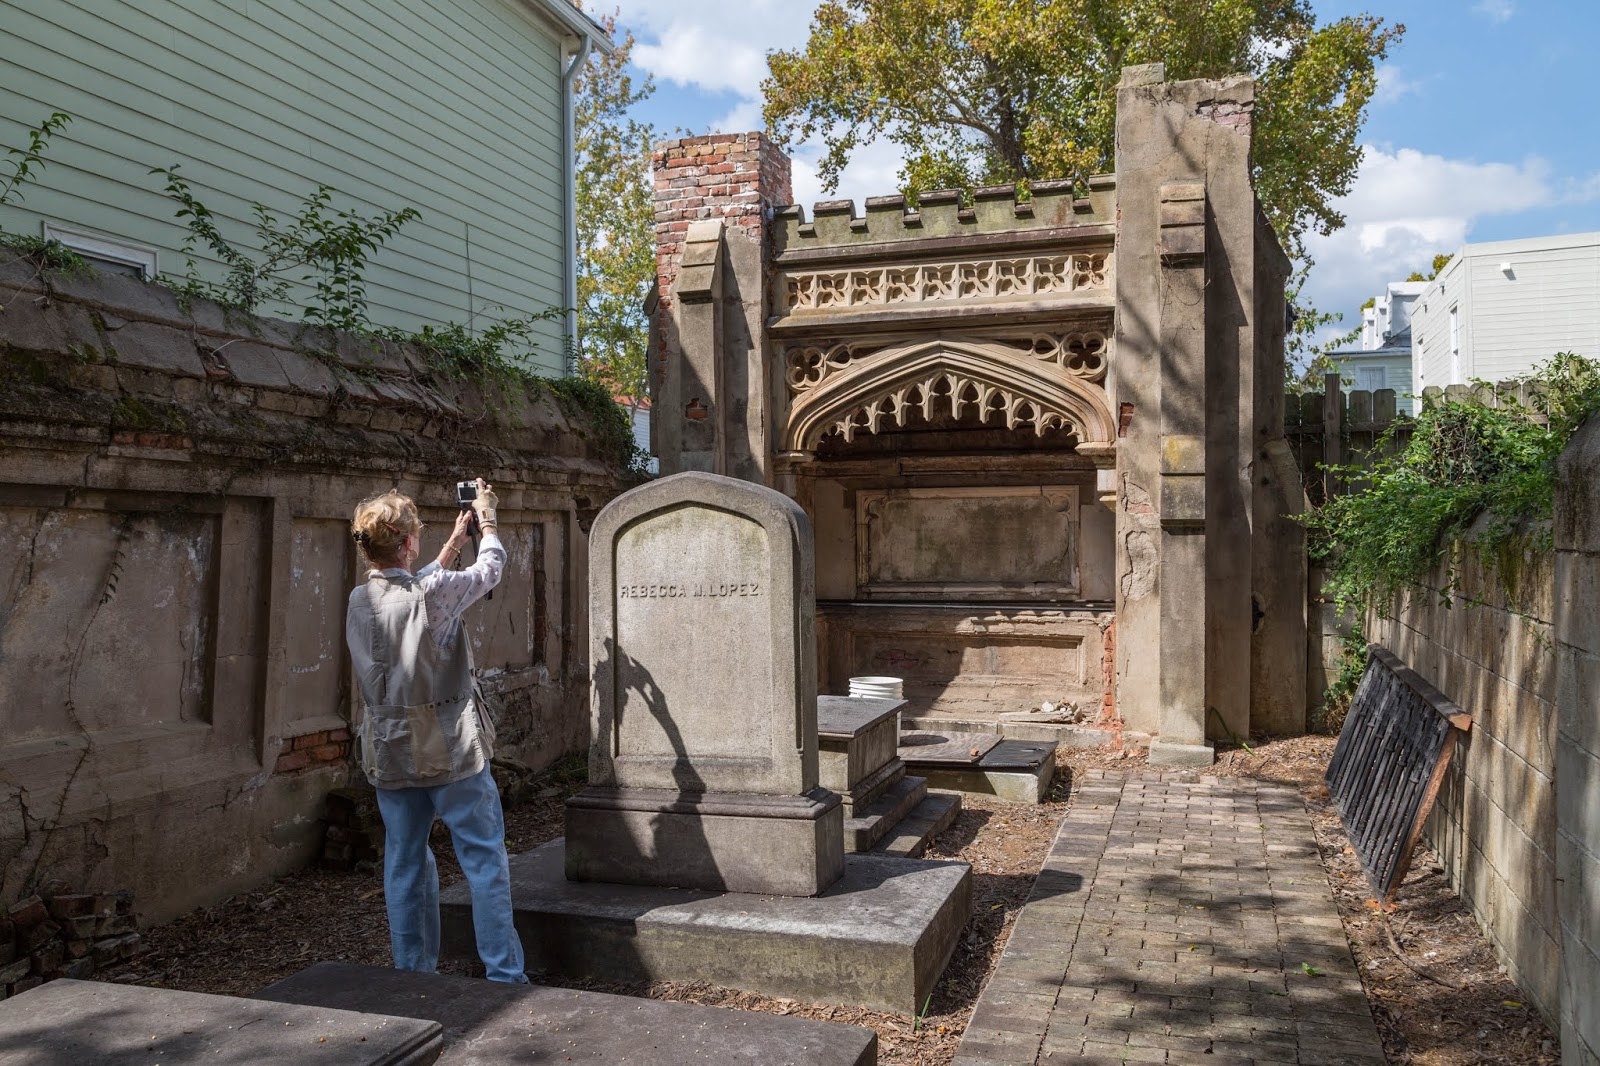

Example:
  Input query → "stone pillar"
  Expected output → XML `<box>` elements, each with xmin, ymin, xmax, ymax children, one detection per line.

<box><xmin>1112</xmin><ymin>64</ymin><xmax>1295</xmax><ymax>763</ymax></box>
<box><xmin>651</xmin><ymin>134</ymin><xmax>793</xmax><ymax>484</ymax></box>
<box><xmin>1151</xmin><ymin>180</ymin><xmax>1213</xmax><ymax>765</ymax></box>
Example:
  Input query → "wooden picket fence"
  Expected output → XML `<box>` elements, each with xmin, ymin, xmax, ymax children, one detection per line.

<box><xmin>1284</xmin><ymin>372</ymin><xmax>1551</xmax><ymax>504</ymax></box>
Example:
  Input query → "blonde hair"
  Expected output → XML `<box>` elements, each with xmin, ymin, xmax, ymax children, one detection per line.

<box><xmin>351</xmin><ymin>491</ymin><xmax>420</xmax><ymax>567</ymax></box>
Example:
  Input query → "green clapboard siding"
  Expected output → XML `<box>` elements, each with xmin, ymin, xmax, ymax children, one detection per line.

<box><xmin>0</xmin><ymin>0</ymin><xmax>573</xmax><ymax>374</ymax></box>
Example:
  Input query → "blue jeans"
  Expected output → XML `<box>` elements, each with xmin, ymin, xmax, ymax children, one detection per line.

<box><xmin>373</xmin><ymin>766</ymin><xmax>528</xmax><ymax>983</ymax></box>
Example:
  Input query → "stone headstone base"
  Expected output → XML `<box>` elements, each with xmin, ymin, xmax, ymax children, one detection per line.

<box><xmin>258</xmin><ymin>962</ymin><xmax>879</xmax><ymax>1065</ymax></box>
<box><xmin>564</xmin><ymin>786</ymin><xmax>844</xmax><ymax>896</ymax></box>
<box><xmin>444</xmin><ymin>839</ymin><xmax>972</xmax><ymax>1017</ymax></box>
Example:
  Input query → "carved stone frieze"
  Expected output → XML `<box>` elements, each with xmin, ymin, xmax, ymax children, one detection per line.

<box><xmin>781</xmin><ymin>338</ymin><xmax>1118</xmax><ymax>453</ymax></box>
<box><xmin>785</xmin><ymin>329</ymin><xmax>1109</xmax><ymax>394</ymax></box>
<box><xmin>780</xmin><ymin>252</ymin><xmax>1111</xmax><ymax>313</ymax></box>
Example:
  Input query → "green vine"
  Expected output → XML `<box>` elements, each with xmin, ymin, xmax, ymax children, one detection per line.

<box><xmin>153</xmin><ymin>165</ymin><xmax>417</xmax><ymax>331</ymax></box>
<box><xmin>0</xmin><ymin>112</ymin><xmax>89</xmax><ymax>277</ymax></box>
<box><xmin>1302</xmin><ymin>352</ymin><xmax>1600</xmax><ymax>724</ymax></box>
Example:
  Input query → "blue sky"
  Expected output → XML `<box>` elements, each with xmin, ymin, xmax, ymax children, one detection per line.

<box><xmin>605</xmin><ymin>0</ymin><xmax>1599</xmax><ymax>338</ymax></box>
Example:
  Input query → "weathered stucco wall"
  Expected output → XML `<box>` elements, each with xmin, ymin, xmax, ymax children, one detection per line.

<box><xmin>0</xmin><ymin>260</ymin><xmax>628</xmax><ymax>922</ymax></box>
<box><xmin>1367</xmin><ymin>525</ymin><xmax>1560</xmax><ymax>1022</ymax></box>
<box><xmin>1556</xmin><ymin>415</ymin><xmax>1600</xmax><ymax>1066</ymax></box>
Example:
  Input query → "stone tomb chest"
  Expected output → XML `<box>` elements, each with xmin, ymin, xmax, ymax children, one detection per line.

<box><xmin>565</xmin><ymin>471</ymin><xmax>844</xmax><ymax>896</ymax></box>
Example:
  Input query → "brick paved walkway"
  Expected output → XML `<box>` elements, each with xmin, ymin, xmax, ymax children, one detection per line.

<box><xmin>955</xmin><ymin>771</ymin><xmax>1387</xmax><ymax>1066</ymax></box>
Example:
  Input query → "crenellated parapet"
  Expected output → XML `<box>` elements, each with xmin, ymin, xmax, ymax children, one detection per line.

<box><xmin>771</xmin><ymin>175</ymin><xmax>1115</xmax><ymax>259</ymax></box>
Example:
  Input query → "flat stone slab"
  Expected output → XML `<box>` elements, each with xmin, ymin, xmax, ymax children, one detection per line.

<box><xmin>258</xmin><ymin>962</ymin><xmax>877</xmax><ymax>1065</ymax></box>
<box><xmin>0</xmin><ymin>978</ymin><xmax>441</xmax><ymax>1066</ymax></box>
<box><xmin>909</xmin><ymin>740</ymin><xmax>1058</xmax><ymax>803</ymax></box>
<box><xmin>817</xmin><ymin>695</ymin><xmax>903</xmax><ymax>738</ymax></box>
<box><xmin>442</xmin><ymin>839</ymin><xmax>971</xmax><ymax>1016</ymax></box>
<box><xmin>902</xmin><ymin>714</ymin><xmax>1120</xmax><ymax>748</ymax></box>
<box><xmin>898</xmin><ymin>730</ymin><xmax>1002</xmax><ymax>764</ymax></box>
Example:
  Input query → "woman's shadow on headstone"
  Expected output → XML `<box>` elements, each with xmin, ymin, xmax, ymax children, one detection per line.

<box><xmin>594</xmin><ymin>637</ymin><xmax>719</xmax><ymax>888</ymax></box>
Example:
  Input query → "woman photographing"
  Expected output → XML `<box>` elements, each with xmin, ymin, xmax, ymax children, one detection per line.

<box><xmin>345</xmin><ymin>478</ymin><xmax>526</xmax><ymax>984</ymax></box>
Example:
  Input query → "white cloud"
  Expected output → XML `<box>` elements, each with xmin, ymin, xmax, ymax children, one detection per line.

<box><xmin>1373</xmin><ymin>64</ymin><xmax>1422</xmax><ymax>106</ymax></box>
<box><xmin>710</xmin><ymin>99</ymin><xmax>763</xmax><ymax>136</ymax></box>
<box><xmin>1473</xmin><ymin>0</ymin><xmax>1516</xmax><ymax>22</ymax></box>
<box><xmin>617</xmin><ymin>0</ymin><xmax>808</xmax><ymax>97</ymax></box>
<box><xmin>1301</xmin><ymin>145</ymin><xmax>1596</xmax><ymax>341</ymax></box>
<box><xmin>632</xmin><ymin>23</ymin><xmax>770</xmax><ymax>96</ymax></box>
<box><xmin>788</xmin><ymin>136</ymin><xmax>909</xmax><ymax>211</ymax></box>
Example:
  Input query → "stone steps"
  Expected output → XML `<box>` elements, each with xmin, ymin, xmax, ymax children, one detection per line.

<box><xmin>871</xmin><ymin>792</ymin><xmax>961</xmax><ymax>859</ymax></box>
<box><xmin>843</xmin><ymin>773</ymin><xmax>928</xmax><ymax>853</ymax></box>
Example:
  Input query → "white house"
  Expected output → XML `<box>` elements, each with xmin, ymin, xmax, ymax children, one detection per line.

<box><xmin>1412</xmin><ymin>232</ymin><xmax>1600</xmax><ymax>395</ymax></box>
<box><xmin>1327</xmin><ymin>280</ymin><xmax>1426</xmax><ymax>413</ymax></box>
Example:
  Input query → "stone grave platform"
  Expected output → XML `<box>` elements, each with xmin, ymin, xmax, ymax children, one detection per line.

<box><xmin>901</xmin><ymin>732</ymin><xmax>1058</xmax><ymax>803</ymax></box>
<box><xmin>818</xmin><ymin>695</ymin><xmax>962</xmax><ymax>854</ymax></box>
<box><xmin>258</xmin><ymin>962</ymin><xmax>878</xmax><ymax>1065</ymax></box>
<box><xmin>0</xmin><ymin>977</ymin><xmax>441</xmax><ymax>1065</ymax></box>
<box><xmin>442</xmin><ymin>839</ymin><xmax>971</xmax><ymax>1016</ymax></box>
<box><xmin>901</xmin><ymin>711</ymin><xmax>1120</xmax><ymax>749</ymax></box>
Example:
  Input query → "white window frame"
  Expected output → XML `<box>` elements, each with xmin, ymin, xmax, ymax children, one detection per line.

<box><xmin>41</xmin><ymin>222</ymin><xmax>158</xmax><ymax>280</ymax></box>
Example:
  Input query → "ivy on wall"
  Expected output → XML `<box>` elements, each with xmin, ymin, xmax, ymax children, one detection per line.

<box><xmin>1303</xmin><ymin>352</ymin><xmax>1600</xmax><ymax>723</ymax></box>
<box><xmin>1</xmin><ymin>112</ymin><xmax>648</xmax><ymax>477</ymax></box>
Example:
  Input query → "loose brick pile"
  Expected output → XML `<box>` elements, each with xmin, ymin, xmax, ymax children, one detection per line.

<box><xmin>275</xmin><ymin>726</ymin><xmax>352</xmax><ymax>775</ymax></box>
<box><xmin>320</xmin><ymin>787</ymin><xmax>386</xmax><ymax>872</ymax></box>
<box><xmin>1</xmin><ymin>882</ymin><xmax>143</xmax><ymax>999</ymax></box>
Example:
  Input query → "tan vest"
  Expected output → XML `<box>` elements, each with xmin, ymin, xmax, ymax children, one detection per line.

<box><xmin>346</xmin><ymin>572</ymin><xmax>494</xmax><ymax>789</ymax></box>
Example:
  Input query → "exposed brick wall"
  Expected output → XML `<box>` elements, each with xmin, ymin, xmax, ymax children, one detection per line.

<box><xmin>1100</xmin><ymin>619</ymin><xmax>1117</xmax><ymax>722</ymax></box>
<box><xmin>273</xmin><ymin>728</ymin><xmax>352</xmax><ymax>775</ymax></box>
<box><xmin>1195</xmin><ymin>97</ymin><xmax>1253</xmax><ymax>134</ymax></box>
<box><xmin>651</xmin><ymin>133</ymin><xmax>792</xmax><ymax>383</ymax></box>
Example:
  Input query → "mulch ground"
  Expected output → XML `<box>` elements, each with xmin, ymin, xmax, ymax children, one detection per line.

<box><xmin>104</xmin><ymin>737</ymin><xmax>1560</xmax><ymax>1065</ymax></box>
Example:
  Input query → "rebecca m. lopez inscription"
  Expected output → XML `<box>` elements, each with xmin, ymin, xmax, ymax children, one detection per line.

<box><xmin>618</xmin><ymin>580</ymin><xmax>762</xmax><ymax>599</ymax></box>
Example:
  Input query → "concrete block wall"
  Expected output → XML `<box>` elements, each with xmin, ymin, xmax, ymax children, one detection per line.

<box><xmin>0</xmin><ymin>260</ymin><xmax>629</xmax><ymax>922</ymax></box>
<box><xmin>1556</xmin><ymin>416</ymin><xmax>1600</xmax><ymax>1066</ymax></box>
<box><xmin>1367</xmin><ymin>526</ymin><xmax>1560</xmax><ymax>1022</ymax></box>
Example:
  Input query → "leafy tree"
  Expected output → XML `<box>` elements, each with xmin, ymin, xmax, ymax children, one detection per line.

<box><xmin>764</xmin><ymin>0</ymin><xmax>1401</xmax><ymax>265</ymax></box>
<box><xmin>1405</xmin><ymin>252</ymin><xmax>1453</xmax><ymax>282</ymax></box>
<box><xmin>573</xmin><ymin>6</ymin><xmax>657</xmax><ymax>411</ymax></box>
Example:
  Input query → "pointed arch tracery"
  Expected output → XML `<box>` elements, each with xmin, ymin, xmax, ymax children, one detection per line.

<box><xmin>782</xmin><ymin>338</ymin><xmax>1116</xmax><ymax>453</ymax></box>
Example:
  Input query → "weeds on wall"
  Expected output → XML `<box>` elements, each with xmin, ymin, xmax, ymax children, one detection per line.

<box><xmin>382</xmin><ymin>315</ymin><xmax>650</xmax><ymax>476</ymax></box>
<box><xmin>0</xmin><ymin>112</ymin><xmax>88</xmax><ymax>277</ymax></box>
<box><xmin>1303</xmin><ymin>352</ymin><xmax>1600</xmax><ymax>725</ymax></box>
<box><xmin>154</xmin><ymin>166</ymin><xmax>418</xmax><ymax>332</ymax></box>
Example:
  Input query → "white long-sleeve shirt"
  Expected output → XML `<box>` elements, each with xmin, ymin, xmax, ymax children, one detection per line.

<box><xmin>370</xmin><ymin>532</ymin><xmax>505</xmax><ymax>649</ymax></box>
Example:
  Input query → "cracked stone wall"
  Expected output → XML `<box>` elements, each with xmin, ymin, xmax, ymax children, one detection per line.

<box><xmin>0</xmin><ymin>261</ymin><xmax>629</xmax><ymax>922</ymax></box>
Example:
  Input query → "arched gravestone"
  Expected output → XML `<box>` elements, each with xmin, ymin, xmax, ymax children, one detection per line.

<box><xmin>565</xmin><ymin>471</ymin><xmax>845</xmax><ymax>896</ymax></box>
